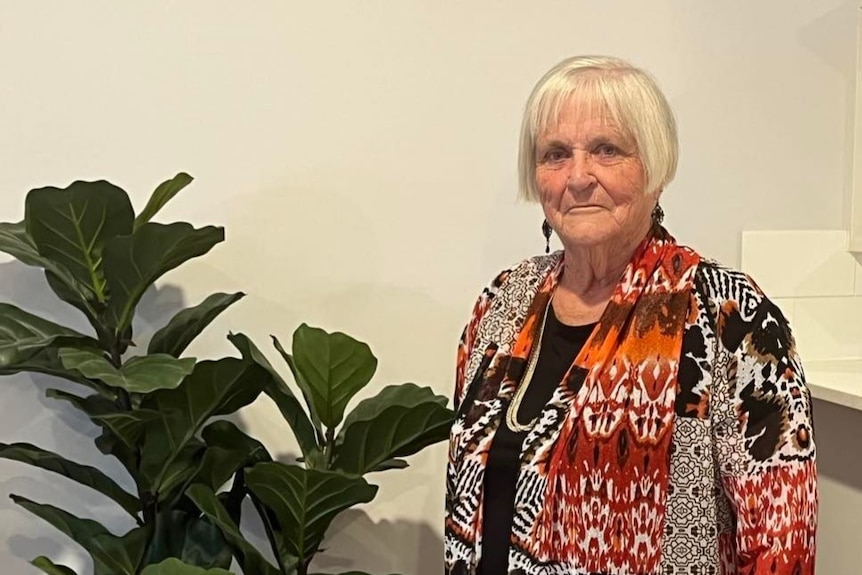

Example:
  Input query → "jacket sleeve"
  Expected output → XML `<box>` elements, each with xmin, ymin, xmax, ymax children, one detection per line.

<box><xmin>454</xmin><ymin>268</ymin><xmax>510</xmax><ymax>410</ymax></box>
<box><xmin>711</xmin><ymin>295</ymin><xmax>817</xmax><ymax>574</ymax></box>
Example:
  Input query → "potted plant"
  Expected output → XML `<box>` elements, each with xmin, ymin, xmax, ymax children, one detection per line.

<box><xmin>0</xmin><ymin>175</ymin><xmax>455</xmax><ymax>575</ymax></box>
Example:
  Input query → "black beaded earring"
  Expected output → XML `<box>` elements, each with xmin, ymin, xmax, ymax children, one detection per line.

<box><xmin>652</xmin><ymin>204</ymin><xmax>665</xmax><ymax>227</ymax></box>
<box><xmin>542</xmin><ymin>220</ymin><xmax>552</xmax><ymax>254</ymax></box>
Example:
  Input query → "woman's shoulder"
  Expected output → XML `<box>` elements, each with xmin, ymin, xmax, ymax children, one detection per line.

<box><xmin>694</xmin><ymin>257</ymin><xmax>766</xmax><ymax>310</ymax></box>
<box><xmin>477</xmin><ymin>252</ymin><xmax>562</xmax><ymax>297</ymax></box>
<box><xmin>506</xmin><ymin>251</ymin><xmax>562</xmax><ymax>282</ymax></box>
<box><xmin>465</xmin><ymin>252</ymin><xmax>562</xmax><ymax>332</ymax></box>
<box><xmin>694</xmin><ymin>257</ymin><xmax>797</xmax><ymax>355</ymax></box>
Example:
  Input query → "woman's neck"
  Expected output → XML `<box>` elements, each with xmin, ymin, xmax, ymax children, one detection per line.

<box><xmin>558</xmin><ymin>224</ymin><xmax>651</xmax><ymax>296</ymax></box>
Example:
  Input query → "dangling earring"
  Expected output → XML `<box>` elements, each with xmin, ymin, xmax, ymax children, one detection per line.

<box><xmin>652</xmin><ymin>204</ymin><xmax>665</xmax><ymax>227</ymax></box>
<box><xmin>542</xmin><ymin>220</ymin><xmax>552</xmax><ymax>254</ymax></box>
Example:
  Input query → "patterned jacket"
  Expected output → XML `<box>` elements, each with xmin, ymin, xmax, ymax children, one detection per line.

<box><xmin>445</xmin><ymin>249</ymin><xmax>817</xmax><ymax>575</ymax></box>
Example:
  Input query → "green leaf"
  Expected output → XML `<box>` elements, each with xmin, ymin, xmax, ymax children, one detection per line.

<box><xmin>228</xmin><ymin>332</ymin><xmax>318</xmax><ymax>458</ymax></box>
<box><xmin>0</xmin><ymin>303</ymin><xmax>99</xmax><ymax>368</ymax></box>
<box><xmin>59</xmin><ymin>348</ymin><xmax>195</xmax><ymax>393</ymax></box>
<box><xmin>245</xmin><ymin>462</ymin><xmax>378</xmax><ymax>566</ymax></box>
<box><xmin>25</xmin><ymin>180</ymin><xmax>135</xmax><ymax>303</ymax></box>
<box><xmin>92</xmin><ymin>409</ymin><xmax>164</xmax><ymax>449</ymax></box>
<box><xmin>46</xmin><ymin>387</ymin><xmax>158</xmax><ymax>451</ymax></box>
<box><xmin>283</xmin><ymin>324</ymin><xmax>378</xmax><ymax>430</ymax></box>
<box><xmin>144</xmin><ymin>511</ymin><xmax>232</xmax><ymax>570</ymax></box>
<box><xmin>197</xmin><ymin>420</ymin><xmax>271</xmax><ymax>491</ymax></box>
<box><xmin>118</xmin><ymin>354</ymin><xmax>196</xmax><ymax>393</ymax></box>
<box><xmin>0</xmin><ymin>347</ymin><xmax>111</xmax><ymax>395</ymax></box>
<box><xmin>0</xmin><ymin>221</ymin><xmax>51</xmax><ymax>267</ymax></box>
<box><xmin>156</xmin><ymin>440</ymin><xmax>206</xmax><ymax>504</ymax></box>
<box><xmin>139</xmin><ymin>358</ymin><xmax>267</xmax><ymax>492</ymax></box>
<box><xmin>141</xmin><ymin>558</ymin><xmax>233</xmax><ymax>575</ymax></box>
<box><xmin>43</xmin><ymin>270</ymin><xmax>113</xmax><ymax>347</ymax></box>
<box><xmin>46</xmin><ymin>388</ymin><xmax>116</xmax><ymax>416</ymax></box>
<box><xmin>150</xmin><ymin>292</ymin><xmax>245</xmax><ymax>358</ymax></box>
<box><xmin>31</xmin><ymin>556</ymin><xmax>79</xmax><ymax>575</ymax></box>
<box><xmin>271</xmin><ymin>335</ymin><xmax>324</xmax><ymax>439</ymax></box>
<box><xmin>0</xmin><ymin>222</ymin><xmax>94</xmax><ymax>303</ymax></box>
<box><xmin>11</xmin><ymin>495</ymin><xmax>148</xmax><ymax>575</ymax></box>
<box><xmin>186</xmin><ymin>484</ymin><xmax>282</xmax><ymax>575</ymax></box>
<box><xmin>369</xmin><ymin>458</ymin><xmax>409</xmax><ymax>472</ymax></box>
<box><xmin>333</xmin><ymin>383</ymin><xmax>453</xmax><ymax>475</ymax></box>
<box><xmin>103</xmin><ymin>222</ymin><xmax>224</xmax><ymax>334</ymax></box>
<box><xmin>0</xmin><ymin>442</ymin><xmax>140</xmax><ymax>519</ymax></box>
<box><xmin>134</xmin><ymin>172</ymin><xmax>194</xmax><ymax>231</ymax></box>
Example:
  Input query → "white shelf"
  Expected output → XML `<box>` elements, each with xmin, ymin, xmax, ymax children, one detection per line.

<box><xmin>805</xmin><ymin>359</ymin><xmax>862</xmax><ymax>411</ymax></box>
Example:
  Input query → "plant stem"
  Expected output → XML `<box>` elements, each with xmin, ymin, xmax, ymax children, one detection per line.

<box><xmin>109</xmin><ymin>340</ymin><xmax>123</xmax><ymax>368</ymax></box>
<box><xmin>323</xmin><ymin>428</ymin><xmax>335</xmax><ymax>469</ymax></box>
<box><xmin>116</xmin><ymin>389</ymin><xmax>132</xmax><ymax>411</ymax></box>
<box><xmin>137</xmin><ymin>491</ymin><xmax>159</xmax><ymax>573</ymax></box>
<box><xmin>107</xmin><ymin>339</ymin><xmax>134</xmax><ymax>411</ymax></box>
<box><xmin>141</xmin><ymin>491</ymin><xmax>156</xmax><ymax>525</ymax></box>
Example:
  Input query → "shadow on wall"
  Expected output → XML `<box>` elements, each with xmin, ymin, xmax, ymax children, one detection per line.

<box><xmin>225</xmin><ymin>496</ymin><xmax>443</xmax><ymax>575</ymax></box>
<box><xmin>313</xmin><ymin>510</ymin><xmax>443</xmax><ymax>575</ymax></box>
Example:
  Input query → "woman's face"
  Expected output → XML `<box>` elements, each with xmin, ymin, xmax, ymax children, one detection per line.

<box><xmin>535</xmin><ymin>100</ymin><xmax>656</xmax><ymax>252</ymax></box>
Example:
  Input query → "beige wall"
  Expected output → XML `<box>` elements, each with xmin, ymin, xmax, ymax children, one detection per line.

<box><xmin>0</xmin><ymin>1</ymin><xmax>858</xmax><ymax>573</ymax></box>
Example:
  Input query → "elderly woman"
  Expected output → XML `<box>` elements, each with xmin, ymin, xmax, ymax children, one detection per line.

<box><xmin>445</xmin><ymin>56</ymin><xmax>817</xmax><ymax>575</ymax></box>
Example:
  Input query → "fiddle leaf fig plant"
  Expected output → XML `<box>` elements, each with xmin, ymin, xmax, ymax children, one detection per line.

<box><xmin>0</xmin><ymin>174</ymin><xmax>456</xmax><ymax>575</ymax></box>
<box><xmin>182</xmin><ymin>326</ymin><xmax>455</xmax><ymax>575</ymax></box>
<box><xmin>0</xmin><ymin>174</ymin><xmax>263</xmax><ymax>574</ymax></box>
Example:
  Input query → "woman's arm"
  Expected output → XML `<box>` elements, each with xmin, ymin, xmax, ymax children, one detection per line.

<box><xmin>712</xmin><ymin>297</ymin><xmax>817</xmax><ymax>574</ymax></box>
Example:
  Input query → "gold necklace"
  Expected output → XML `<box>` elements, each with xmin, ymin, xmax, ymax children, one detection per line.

<box><xmin>504</xmin><ymin>296</ymin><xmax>553</xmax><ymax>433</ymax></box>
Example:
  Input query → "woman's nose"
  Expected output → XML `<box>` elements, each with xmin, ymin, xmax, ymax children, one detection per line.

<box><xmin>566</xmin><ymin>152</ymin><xmax>596</xmax><ymax>192</ymax></box>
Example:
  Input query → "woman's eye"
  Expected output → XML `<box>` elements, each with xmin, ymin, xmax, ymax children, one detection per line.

<box><xmin>543</xmin><ymin>149</ymin><xmax>568</xmax><ymax>163</ymax></box>
<box><xmin>595</xmin><ymin>144</ymin><xmax>619</xmax><ymax>157</ymax></box>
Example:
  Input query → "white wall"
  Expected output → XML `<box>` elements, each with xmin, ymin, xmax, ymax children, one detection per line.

<box><xmin>0</xmin><ymin>1</ymin><xmax>858</xmax><ymax>573</ymax></box>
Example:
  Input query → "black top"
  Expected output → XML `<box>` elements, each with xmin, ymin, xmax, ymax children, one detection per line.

<box><xmin>477</xmin><ymin>306</ymin><xmax>595</xmax><ymax>575</ymax></box>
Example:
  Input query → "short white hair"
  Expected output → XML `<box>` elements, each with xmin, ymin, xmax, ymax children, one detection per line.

<box><xmin>518</xmin><ymin>55</ymin><xmax>678</xmax><ymax>201</ymax></box>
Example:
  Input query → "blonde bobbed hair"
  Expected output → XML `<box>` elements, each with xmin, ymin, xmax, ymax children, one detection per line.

<box><xmin>518</xmin><ymin>55</ymin><xmax>678</xmax><ymax>201</ymax></box>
